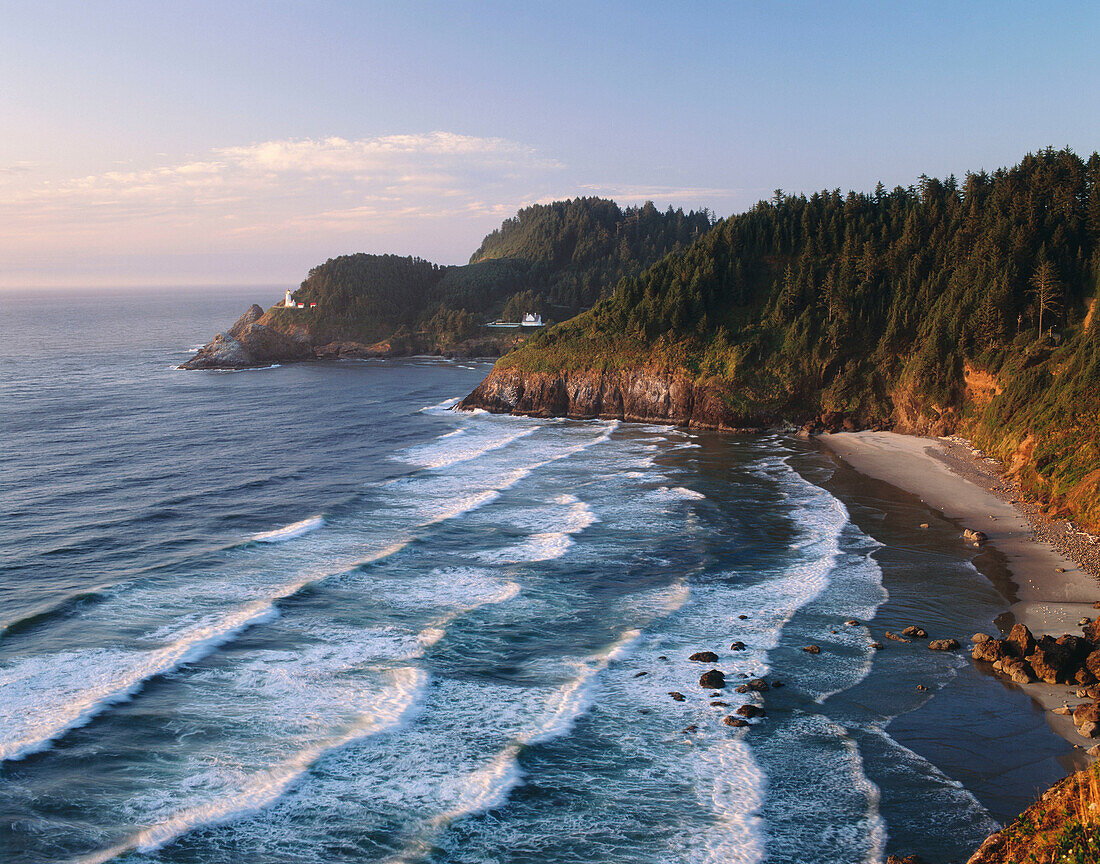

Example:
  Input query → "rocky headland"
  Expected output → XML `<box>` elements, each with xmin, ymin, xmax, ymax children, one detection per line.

<box><xmin>456</xmin><ymin>365</ymin><xmax>771</xmax><ymax>431</ymax></box>
<box><xmin>179</xmin><ymin>302</ymin><xmax>513</xmax><ymax>370</ymax></box>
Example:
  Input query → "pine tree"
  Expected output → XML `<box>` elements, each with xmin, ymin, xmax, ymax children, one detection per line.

<box><xmin>1030</xmin><ymin>256</ymin><xmax>1063</xmax><ymax>338</ymax></box>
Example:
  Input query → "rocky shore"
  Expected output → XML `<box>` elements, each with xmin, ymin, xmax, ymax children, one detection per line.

<box><xmin>179</xmin><ymin>303</ymin><xmax>515</xmax><ymax>370</ymax></box>
<box><xmin>456</xmin><ymin>366</ymin><xmax>769</xmax><ymax>431</ymax></box>
<box><xmin>179</xmin><ymin>304</ymin><xmax>313</xmax><ymax>370</ymax></box>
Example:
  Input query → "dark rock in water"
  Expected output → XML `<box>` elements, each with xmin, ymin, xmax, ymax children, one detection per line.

<box><xmin>746</xmin><ymin>678</ymin><xmax>770</xmax><ymax>692</ymax></box>
<box><xmin>668</xmin><ymin>691</ymin><xmax>686</xmax><ymax>702</ymax></box>
<box><xmin>710</xmin><ymin>701</ymin><xmax>729</xmax><ymax>707</ymax></box>
<box><xmin>658</xmin><ymin>655</ymin><xmax>668</xmax><ymax>660</ymax></box>
<box><xmin>845</xmin><ymin>619</ymin><xmax>860</xmax><ymax>626</ymax></box>
<box><xmin>738</xmin><ymin>615</ymin><xmax>749</xmax><ymax>620</ymax></box>
<box><xmin>887</xmin><ymin>855</ymin><xmax>929</xmax><ymax>864</ymax></box>
<box><xmin>689</xmin><ymin>651</ymin><xmax>720</xmax><ymax>663</ymax></box>
<box><xmin>734</xmin><ymin>684</ymin><xmax>751</xmax><ymax>693</ymax></box>
<box><xmin>699</xmin><ymin>670</ymin><xmax>726</xmax><ymax>689</ymax></box>
<box><xmin>916</xmin><ymin>684</ymin><xmax>928</xmax><ymax>690</ymax></box>
<box><xmin>1006</xmin><ymin>623</ymin><xmax>1036</xmax><ymax>657</ymax></box>
<box><xmin>723</xmin><ymin>716</ymin><xmax>749</xmax><ymax>727</ymax></box>
<box><xmin>871</xmin><ymin>642</ymin><xmax>885</xmax><ymax>650</ymax></box>
<box><xmin>885</xmin><ymin>631</ymin><xmax>911</xmax><ymax>643</ymax></box>
<box><xmin>972</xmin><ymin>639</ymin><xmax>1008</xmax><ymax>663</ymax></box>
<box><xmin>682</xmin><ymin>725</ymin><xmax>698</xmax><ymax>733</ymax></box>
<box><xmin>633</xmin><ymin>671</ymin><xmax>648</xmax><ymax>677</ymax></box>
<box><xmin>928</xmin><ymin>638</ymin><xmax>960</xmax><ymax>651</ymax></box>
<box><xmin>802</xmin><ymin>645</ymin><xmax>821</xmax><ymax>654</ymax></box>
<box><xmin>729</xmin><ymin>641</ymin><xmax>746</xmax><ymax>651</ymax></box>
<box><xmin>963</xmin><ymin>528</ymin><xmax>988</xmax><ymax>543</ymax></box>
<box><xmin>771</xmin><ymin>680</ymin><xmax>784</xmax><ymax>688</ymax></box>
<box><xmin>902</xmin><ymin>626</ymin><xmax>928</xmax><ymax>639</ymax></box>
<box><xmin>736</xmin><ymin>704</ymin><xmax>766</xmax><ymax>718</ymax></box>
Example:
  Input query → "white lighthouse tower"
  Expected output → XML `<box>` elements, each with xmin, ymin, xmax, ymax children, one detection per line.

<box><xmin>284</xmin><ymin>289</ymin><xmax>295</xmax><ymax>308</ymax></box>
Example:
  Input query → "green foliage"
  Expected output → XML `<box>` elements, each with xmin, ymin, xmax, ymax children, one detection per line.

<box><xmin>284</xmin><ymin>198</ymin><xmax>713</xmax><ymax>347</ymax></box>
<box><xmin>469</xmin><ymin>197</ymin><xmax>713</xmax><ymax>314</ymax></box>
<box><xmin>292</xmin><ymin>254</ymin><xmax>445</xmax><ymax>343</ymax></box>
<box><xmin>510</xmin><ymin>147</ymin><xmax>1098</xmax><ymax>426</ymax></box>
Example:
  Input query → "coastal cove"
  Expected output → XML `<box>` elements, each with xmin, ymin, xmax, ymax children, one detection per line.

<box><xmin>0</xmin><ymin>289</ymin><xmax>1091</xmax><ymax>863</ymax></box>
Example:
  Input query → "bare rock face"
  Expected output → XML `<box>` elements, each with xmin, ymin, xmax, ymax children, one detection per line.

<box><xmin>1026</xmin><ymin>636</ymin><xmax>1077</xmax><ymax>684</ymax></box>
<box><xmin>1000</xmin><ymin>656</ymin><xmax>1035</xmax><ymax>685</ymax></box>
<box><xmin>1084</xmin><ymin>649</ymin><xmax>1100</xmax><ymax>680</ymax></box>
<box><xmin>457</xmin><ymin>367</ymin><xmax>769</xmax><ymax>430</ymax></box>
<box><xmin>699</xmin><ymin>670</ymin><xmax>726</xmax><ymax>689</ymax></box>
<box><xmin>180</xmin><ymin>305</ymin><xmax>314</xmax><ymax>369</ymax></box>
<box><xmin>228</xmin><ymin>304</ymin><xmax>265</xmax><ymax>337</ymax></box>
<box><xmin>972</xmin><ymin>639</ymin><xmax>1008</xmax><ymax>663</ymax></box>
<box><xmin>1005</xmin><ymin>623</ymin><xmax>1036</xmax><ymax>658</ymax></box>
<box><xmin>1072</xmin><ymin>701</ymin><xmax>1100</xmax><ymax>728</ymax></box>
<box><xmin>689</xmin><ymin>651</ymin><xmax>720</xmax><ymax>663</ymax></box>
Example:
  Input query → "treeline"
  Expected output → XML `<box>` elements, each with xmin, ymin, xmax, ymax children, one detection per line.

<box><xmin>285</xmin><ymin>197</ymin><xmax>714</xmax><ymax>347</ymax></box>
<box><xmin>293</xmin><ymin>254</ymin><xmax>446</xmax><ymax>343</ymax></box>
<box><xmin>470</xmin><ymin>198</ymin><xmax>714</xmax><ymax>312</ymax></box>
<box><xmin>557</xmin><ymin>147</ymin><xmax>1098</xmax><ymax>408</ymax></box>
<box><xmin>521</xmin><ymin>147</ymin><xmax>1100</xmax><ymax>527</ymax></box>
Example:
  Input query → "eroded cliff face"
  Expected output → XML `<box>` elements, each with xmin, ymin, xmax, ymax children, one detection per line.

<box><xmin>179</xmin><ymin>305</ymin><xmax>314</xmax><ymax>370</ymax></box>
<box><xmin>457</xmin><ymin>366</ymin><xmax>773</xmax><ymax>431</ymax></box>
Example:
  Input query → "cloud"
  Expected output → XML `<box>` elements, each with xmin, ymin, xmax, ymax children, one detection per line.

<box><xmin>0</xmin><ymin>161</ymin><xmax>37</xmax><ymax>175</ymax></box>
<box><xmin>0</xmin><ymin>133</ymin><xmax>564</xmax><ymax>256</ymax></box>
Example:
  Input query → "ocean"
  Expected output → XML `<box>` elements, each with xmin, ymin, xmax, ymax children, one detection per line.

<box><xmin>0</xmin><ymin>288</ymin><xmax>1080</xmax><ymax>863</ymax></box>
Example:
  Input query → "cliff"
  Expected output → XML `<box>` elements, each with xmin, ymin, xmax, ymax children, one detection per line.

<box><xmin>179</xmin><ymin>199</ymin><xmax>713</xmax><ymax>370</ymax></box>
<box><xmin>179</xmin><ymin>304</ymin><xmax>314</xmax><ymax>369</ymax></box>
<box><xmin>458</xmin><ymin>365</ymin><xmax>768</xmax><ymax>431</ymax></box>
<box><xmin>461</xmin><ymin>148</ymin><xmax>1100</xmax><ymax>533</ymax></box>
<box><xmin>967</xmin><ymin>762</ymin><xmax>1099</xmax><ymax>863</ymax></box>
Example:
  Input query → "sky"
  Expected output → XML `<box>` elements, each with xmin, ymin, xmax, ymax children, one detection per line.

<box><xmin>2</xmin><ymin>0</ymin><xmax>1098</xmax><ymax>289</ymax></box>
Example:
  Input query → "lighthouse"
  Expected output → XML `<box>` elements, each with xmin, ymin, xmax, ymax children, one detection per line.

<box><xmin>284</xmin><ymin>289</ymin><xmax>294</xmax><ymax>308</ymax></box>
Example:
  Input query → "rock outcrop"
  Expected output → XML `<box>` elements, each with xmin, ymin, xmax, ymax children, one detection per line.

<box><xmin>456</xmin><ymin>366</ymin><xmax>769</xmax><ymax>431</ymax></box>
<box><xmin>972</xmin><ymin>621</ymin><xmax>1100</xmax><ymax>689</ymax></box>
<box><xmin>967</xmin><ymin>763</ymin><xmax>1100</xmax><ymax>863</ymax></box>
<box><xmin>180</xmin><ymin>305</ymin><xmax>314</xmax><ymax>369</ymax></box>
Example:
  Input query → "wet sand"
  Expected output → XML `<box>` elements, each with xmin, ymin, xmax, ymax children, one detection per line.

<box><xmin>817</xmin><ymin>430</ymin><xmax>1100</xmax><ymax>755</ymax></box>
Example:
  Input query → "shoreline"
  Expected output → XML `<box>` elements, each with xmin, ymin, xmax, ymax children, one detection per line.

<box><xmin>816</xmin><ymin>430</ymin><xmax>1100</xmax><ymax>759</ymax></box>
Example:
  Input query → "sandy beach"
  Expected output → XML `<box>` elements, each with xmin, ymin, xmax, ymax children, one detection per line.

<box><xmin>818</xmin><ymin>430</ymin><xmax>1100</xmax><ymax>754</ymax></box>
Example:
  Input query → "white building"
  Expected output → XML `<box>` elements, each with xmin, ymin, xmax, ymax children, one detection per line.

<box><xmin>487</xmin><ymin>312</ymin><xmax>545</xmax><ymax>329</ymax></box>
<box><xmin>284</xmin><ymin>290</ymin><xmax>295</xmax><ymax>308</ymax></box>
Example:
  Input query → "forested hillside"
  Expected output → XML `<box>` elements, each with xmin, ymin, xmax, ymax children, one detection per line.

<box><xmin>275</xmin><ymin>198</ymin><xmax>714</xmax><ymax>351</ymax></box>
<box><xmin>469</xmin><ymin>198</ymin><xmax>713</xmax><ymax>313</ymax></box>
<box><xmin>478</xmin><ymin>148</ymin><xmax>1100</xmax><ymax>529</ymax></box>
